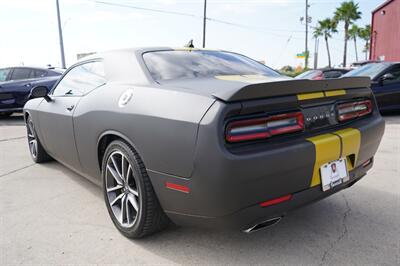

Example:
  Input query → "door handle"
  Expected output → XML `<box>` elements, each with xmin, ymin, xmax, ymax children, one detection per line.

<box><xmin>66</xmin><ymin>105</ymin><xmax>75</xmax><ymax>111</ymax></box>
<box><xmin>25</xmin><ymin>83</ymin><xmax>32</xmax><ymax>87</ymax></box>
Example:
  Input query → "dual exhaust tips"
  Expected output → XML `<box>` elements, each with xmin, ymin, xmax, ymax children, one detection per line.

<box><xmin>243</xmin><ymin>216</ymin><xmax>282</xmax><ymax>233</ymax></box>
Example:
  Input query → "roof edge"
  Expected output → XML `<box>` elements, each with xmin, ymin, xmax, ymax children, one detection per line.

<box><xmin>372</xmin><ymin>0</ymin><xmax>395</xmax><ymax>14</ymax></box>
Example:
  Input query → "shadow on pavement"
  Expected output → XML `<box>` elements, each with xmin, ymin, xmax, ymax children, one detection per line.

<box><xmin>27</xmin><ymin>144</ymin><xmax>398</xmax><ymax>265</ymax></box>
<box><xmin>0</xmin><ymin>113</ymin><xmax>25</xmax><ymax>126</ymax></box>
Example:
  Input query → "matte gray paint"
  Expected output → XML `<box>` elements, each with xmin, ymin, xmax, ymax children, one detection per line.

<box><xmin>23</xmin><ymin>47</ymin><xmax>385</xmax><ymax>229</ymax></box>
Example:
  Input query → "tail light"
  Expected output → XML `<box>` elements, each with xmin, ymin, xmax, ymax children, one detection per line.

<box><xmin>226</xmin><ymin>112</ymin><xmax>304</xmax><ymax>143</ymax></box>
<box><xmin>337</xmin><ymin>100</ymin><xmax>372</xmax><ymax>122</ymax></box>
<box><xmin>312</xmin><ymin>71</ymin><xmax>324</xmax><ymax>80</ymax></box>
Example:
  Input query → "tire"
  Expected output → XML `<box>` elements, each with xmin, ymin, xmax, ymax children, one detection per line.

<box><xmin>102</xmin><ymin>140</ymin><xmax>169</xmax><ymax>238</ymax></box>
<box><xmin>26</xmin><ymin>115</ymin><xmax>52</xmax><ymax>163</ymax></box>
<box><xmin>0</xmin><ymin>112</ymin><xmax>13</xmax><ymax>118</ymax></box>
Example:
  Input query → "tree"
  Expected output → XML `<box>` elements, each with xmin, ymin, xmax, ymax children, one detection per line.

<box><xmin>314</xmin><ymin>18</ymin><xmax>338</xmax><ymax>68</ymax></box>
<box><xmin>348</xmin><ymin>24</ymin><xmax>360</xmax><ymax>62</ymax></box>
<box><xmin>334</xmin><ymin>1</ymin><xmax>362</xmax><ymax>67</ymax></box>
<box><xmin>359</xmin><ymin>24</ymin><xmax>371</xmax><ymax>60</ymax></box>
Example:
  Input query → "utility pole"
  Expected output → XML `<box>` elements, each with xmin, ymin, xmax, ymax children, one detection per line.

<box><xmin>202</xmin><ymin>0</ymin><xmax>207</xmax><ymax>48</ymax></box>
<box><xmin>314</xmin><ymin>37</ymin><xmax>319</xmax><ymax>69</ymax></box>
<box><xmin>56</xmin><ymin>0</ymin><xmax>66</xmax><ymax>68</ymax></box>
<box><xmin>305</xmin><ymin>0</ymin><xmax>309</xmax><ymax>69</ymax></box>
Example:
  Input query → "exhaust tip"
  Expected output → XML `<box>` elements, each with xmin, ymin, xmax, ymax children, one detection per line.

<box><xmin>243</xmin><ymin>217</ymin><xmax>282</xmax><ymax>233</ymax></box>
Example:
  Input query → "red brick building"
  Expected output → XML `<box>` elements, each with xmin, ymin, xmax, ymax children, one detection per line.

<box><xmin>370</xmin><ymin>0</ymin><xmax>400</xmax><ymax>61</ymax></box>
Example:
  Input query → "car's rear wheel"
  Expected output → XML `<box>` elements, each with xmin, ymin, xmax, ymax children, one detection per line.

<box><xmin>0</xmin><ymin>112</ymin><xmax>13</xmax><ymax>118</ymax></box>
<box><xmin>26</xmin><ymin>116</ymin><xmax>52</xmax><ymax>163</ymax></box>
<box><xmin>102</xmin><ymin>140</ymin><xmax>169</xmax><ymax>238</ymax></box>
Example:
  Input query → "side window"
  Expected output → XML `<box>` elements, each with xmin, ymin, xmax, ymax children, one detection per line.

<box><xmin>383</xmin><ymin>66</ymin><xmax>400</xmax><ymax>85</ymax></box>
<box><xmin>30</xmin><ymin>69</ymin><xmax>47</xmax><ymax>78</ymax></box>
<box><xmin>0</xmin><ymin>68</ymin><xmax>11</xmax><ymax>82</ymax></box>
<box><xmin>52</xmin><ymin>61</ymin><xmax>106</xmax><ymax>97</ymax></box>
<box><xmin>10</xmin><ymin>68</ymin><xmax>32</xmax><ymax>80</ymax></box>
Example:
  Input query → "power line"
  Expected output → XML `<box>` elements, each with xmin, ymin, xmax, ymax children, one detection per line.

<box><xmin>87</xmin><ymin>0</ymin><xmax>313</xmax><ymax>48</ymax></box>
<box><xmin>88</xmin><ymin>0</ymin><xmax>199</xmax><ymax>18</ymax></box>
<box><xmin>89</xmin><ymin>0</ymin><xmax>306</xmax><ymax>34</ymax></box>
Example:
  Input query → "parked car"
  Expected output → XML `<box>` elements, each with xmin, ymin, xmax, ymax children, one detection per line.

<box><xmin>0</xmin><ymin>66</ymin><xmax>63</xmax><ymax>117</ymax></box>
<box><xmin>24</xmin><ymin>48</ymin><xmax>384</xmax><ymax>238</ymax></box>
<box><xmin>296</xmin><ymin>68</ymin><xmax>350</xmax><ymax>80</ymax></box>
<box><xmin>343</xmin><ymin>62</ymin><xmax>400</xmax><ymax>111</ymax></box>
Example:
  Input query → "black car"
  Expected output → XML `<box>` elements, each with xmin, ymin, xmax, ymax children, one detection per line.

<box><xmin>343</xmin><ymin>62</ymin><xmax>400</xmax><ymax>111</ymax></box>
<box><xmin>0</xmin><ymin>66</ymin><xmax>63</xmax><ymax>117</ymax></box>
<box><xmin>296</xmin><ymin>68</ymin><xmax>350</xmax><ymax>80</ymax></box>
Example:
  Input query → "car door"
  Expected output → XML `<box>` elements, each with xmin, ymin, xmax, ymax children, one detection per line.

<box><xmin>0</xmin><ymin>67</ymin><xmax>34</xmax><ymax>109</ymax></box>
<box><xmin>37</xmin><ymin>61</ymin><xmax>106</xmax><ymax>172</ymax></box>
<box><xmin>372</xmin><ymin>64</ymin><xmax>400</xmax><ymax>111</ymax></box>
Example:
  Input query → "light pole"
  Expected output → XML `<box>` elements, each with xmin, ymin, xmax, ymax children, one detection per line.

<box><xmin>202</xmin><ymin>0</ymin><xmax>207</xmax><ymax>48</ymax></box>
<box><xmin>56</xmin><ymin>0</ymin><xmax>66</xmax><ymax>68</ymax></box>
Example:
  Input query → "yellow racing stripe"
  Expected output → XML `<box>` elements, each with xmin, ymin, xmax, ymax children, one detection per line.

<box><xmin>324</xmin><ymin>89</ymin><xmax>346</xmax><ymax>97</ymax></box>
<box><xmin>297</xmin><ymin>90</ymin><xmax>346</xmax><ymax>101</ymax></box>
<box><xmin>297</xmin><ymin>92</ymin><xmax>325</xmax><ymax>101</ymax></box>
<box><xmin>334</xmin><ymin>128</ymin><xmax>361</xmax><ymax>170</ymax></box>
<box><xmin>307</xmin><ymin>134</ymin><xmax>341</xmax><ymax>187</ymax></box>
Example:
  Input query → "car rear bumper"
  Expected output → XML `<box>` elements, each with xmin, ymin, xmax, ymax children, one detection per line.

<box><xmin>162</xmin><ymin>162</ymin><xmax>370</xmax><ymax>231</ymax></box>
<box><xmin>148</xmin><ymin>113</ymin><xmax>385</xmax><ymax>230</ymax></box>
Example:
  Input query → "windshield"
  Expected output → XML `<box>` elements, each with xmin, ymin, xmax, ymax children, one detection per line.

<box><xmin>343</xmin><ymin>63</ymin><xmax>390</xmax><ymax>79</ymax></box>
<box><xmin>143</xmin><ymin>50</ymin><xmax>281</xmax><ymax>81</ymax></box>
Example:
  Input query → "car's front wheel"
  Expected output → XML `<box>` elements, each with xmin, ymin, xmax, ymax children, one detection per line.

<box><xmin>102</xmin><ymin>140</ymin><xmax>169</xmax><ymax>238</ymax></box>
<box><xmin>26</xmin><ymin>115</ymin><xmax>52</xmax><ymax>163</ymax></box>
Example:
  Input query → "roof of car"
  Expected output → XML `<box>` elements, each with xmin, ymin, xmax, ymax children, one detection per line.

<box><xmin>78</xmin><ymin>47</ymin><xmax>226</xmax><ymax>62</ymax></box>
<box><xmin>0</xmin><ymin>66</ymin><xmax>63</xmax><ymax>71</ymax></box>
<box><xmin>320</xmin><ymin>68</ymin><xmax>349</xmax><ymax>71</ymax></box>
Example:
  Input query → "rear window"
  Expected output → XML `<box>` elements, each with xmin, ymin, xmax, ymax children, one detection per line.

<box><xmin>343</xmin><ymin>63</ymin><xmax>390</xmax><ymax>79</ymax></box>
<box><xmin>295</xmin><ymin>70</ymin><xmax>321</xmax><ymax>79</ymax></box>
<box><xmin>143</xmin><ymin>50</ymin><xmax>281</xmax><ymax>81</ymax></box>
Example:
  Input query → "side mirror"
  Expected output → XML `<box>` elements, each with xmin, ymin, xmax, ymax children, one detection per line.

<box><xmin>381</xmin><ymin>73</ymin><xmax>395</xmax><ymax>83</ymax></box>
<box><xmin>30</xmin><ymin>86</ymin><xmax>52</xmax><ymax>102</ymax></box>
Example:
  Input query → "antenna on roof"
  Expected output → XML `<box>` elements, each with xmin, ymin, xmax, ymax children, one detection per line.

<box><xmin>184</xmin><ymin>39</ymin><xmax>194</xmax><ymax>48</ymax></box>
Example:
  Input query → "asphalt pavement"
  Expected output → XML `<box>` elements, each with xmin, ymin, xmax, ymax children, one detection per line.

<box><xmin>0</xmin><ymin>113</ymin><xmax>399</xmax><ymax>265</ymax></box>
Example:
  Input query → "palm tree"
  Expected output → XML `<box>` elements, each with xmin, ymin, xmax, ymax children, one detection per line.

<box><xmin>359</xmin><ymin>25</ymin><xmax>371</xmax><ymax>60</ymax></box>
<box><xmin>348</xmin><ymin>24</ymin><xmax>360</xmax><ymax>62</ymax></box>
<box><xmin>334</xmin><ymin>1</ymin><xmax>362</xmax><ymax>67</ymax></box>
<box><xmin>313</xmin><ymin>18</ymin><xmax>338</xmax><ymax>68</ymax></box>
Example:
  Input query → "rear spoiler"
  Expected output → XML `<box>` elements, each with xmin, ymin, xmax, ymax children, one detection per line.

<box><xmin>212</xmin><ymin>77</ymin><xmax>371</xmax><ymax>102</ymax></box>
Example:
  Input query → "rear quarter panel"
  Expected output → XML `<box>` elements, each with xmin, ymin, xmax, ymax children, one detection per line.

<box><xmin>73</xmin><ymin>83</ymin><xmax>215</xmax><ymax>182</ymax></box>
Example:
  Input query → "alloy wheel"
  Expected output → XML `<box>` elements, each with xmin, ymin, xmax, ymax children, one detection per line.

<box><xmin>27</xmin><ymin>119</ymin><xmax>38</xmax><ymax>159</ymax></box>
<box><xmin>105</xmin><ymin>151</ymin><xmax>140</xmax><ymax>228</ymax></box>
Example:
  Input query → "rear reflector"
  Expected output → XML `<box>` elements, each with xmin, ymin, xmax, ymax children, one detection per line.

<box><xmin>165</xmin><ymin>182</ymin><xmax>190</xmax><ymax>193</ymax></box>
<box><xmin>362</xmin><ymin>158</ymin><xmax>373</xmax><ymax>167</ymax></box>
<box><xmin>337</xmin><ymin>100</ymin><xmax>372</xmax><ymax>122</ymax></box>
<box><xmin>226</xmin><ymin>112</ymin><xmax>304</xmax><ymax>143</ymax></box>
<box><xmin>260</xmin><ymin>194</ymin><xmax>292</xmax><ymax>207</ymax></box>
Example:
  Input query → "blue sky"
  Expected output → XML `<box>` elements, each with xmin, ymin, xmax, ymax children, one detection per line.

<box><xmin>0</xmin><ymin>0</ymin><xmax>382</xmax><ymax>69</ymax></box>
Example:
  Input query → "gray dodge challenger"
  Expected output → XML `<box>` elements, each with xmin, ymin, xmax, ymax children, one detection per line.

<box><xmin>24</xmin><ymin>47</ymin><xmax>385</xmax><ymax>238</ymax></box>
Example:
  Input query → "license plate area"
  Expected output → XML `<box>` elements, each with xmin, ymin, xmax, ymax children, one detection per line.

<box><xmin>320</xmin><ymin>158</ymin><xmax>348</xmax><ymax>191</ymax></box>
